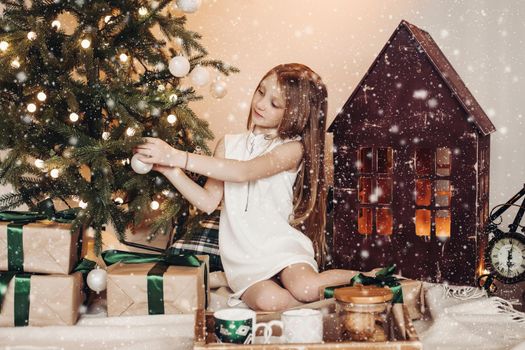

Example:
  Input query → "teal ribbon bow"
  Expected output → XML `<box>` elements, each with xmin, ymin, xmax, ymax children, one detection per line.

<box><xmin>1</xmin><ymin>199</ymin><xmax>80</xmax><ymax>272</ymax></box>
<box><xmin>324</xmin><ymin>265</ymin><xmax>404</xmax><ymax>304</ymax></box>
<box><xmin>74</xmin><ymin>249</ymin><xmax>208</xmax><ymax>315</ymax></box>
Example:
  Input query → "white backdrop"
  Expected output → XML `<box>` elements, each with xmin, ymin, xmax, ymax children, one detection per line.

<box><xmin>183</xmin><ymin>0</ymin><xmax>524</xmax><ymax>220</ymax></box>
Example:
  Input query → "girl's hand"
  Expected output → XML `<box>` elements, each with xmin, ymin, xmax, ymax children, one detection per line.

<box><xmin>134</xmin><ymin>137</ymin><xmax>184</xmax><ymax>168</ymax></box>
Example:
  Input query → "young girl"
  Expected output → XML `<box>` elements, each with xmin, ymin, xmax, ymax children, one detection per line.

<box><xmin>135</xmin><ymin>63</ymin><xmax>358</xmax><ymax>311</ymax></box>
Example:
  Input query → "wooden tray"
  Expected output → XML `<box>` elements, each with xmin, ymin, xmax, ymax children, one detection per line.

<box><xmin>194</xmin><ymin>302</ymin><xmax>422</xmax><ymax>349</ymax></box>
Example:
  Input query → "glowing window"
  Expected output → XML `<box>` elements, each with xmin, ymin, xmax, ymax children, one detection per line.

<box><xmin>415</xmin><ymin>209</ymin><xmax>431</xmax><ymax>236</ymax></box>
<box><xmin>377</xmin><ymin>178</ymin><xmax>392</xmax><ymax>204</ymax></box>
<box><xmin>358</xmin><ymin>147</ymin><xmax>373</xmax><ymax>173</ymax></box>
<box><xmin>435</xmin><ymin>180</ymin><xmax>450</xmax><ymax>207</ymax></box>
<box><xmin>416</xmin><ymin>179</ymin><xmax>431</xmax><ymax>206</ymax></box>
<box><xmin>358</xmin><ymin>208</ymin><xmax>372</xmax><ymax>235</ymax></box>
<box><xmin>376</xmin><ymin>208</ymin><xmax>393</xmax><ymax>235</ymax></box>
<box><xmin>435</xmin><ymin>210</ymin><xmax>451</xmax><ymax>237</ymax></box>
<box><xmin>416</xmin><ymin>148</ymin><xmax>434</xmax><ymax>176</ymax></box>
<box><xmin>358</xmin><ymin>177</ymin><xmax>372</xmax><ymax>204</ymax></box>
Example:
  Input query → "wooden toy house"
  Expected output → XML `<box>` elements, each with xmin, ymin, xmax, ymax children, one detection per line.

<box><xmin>327</xmin><ymin>20</ymin><xmax>496</xmax><ymax>285</ymax></box>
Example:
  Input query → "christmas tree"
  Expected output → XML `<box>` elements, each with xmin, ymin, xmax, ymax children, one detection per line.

<box><xmin>0</xmin><ymin>0</ymin><xmax>237</xmax><ymax>253</ymax></box>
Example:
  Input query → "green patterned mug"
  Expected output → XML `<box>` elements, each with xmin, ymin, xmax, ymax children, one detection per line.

<box><xmin>213</xmin><ymin>308</ymin><xmax>278</xmax><ymax>344</ymax></box>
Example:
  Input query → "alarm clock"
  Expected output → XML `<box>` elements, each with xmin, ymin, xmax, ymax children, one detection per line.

<box><xmin>485</xmin><ymin>231</ymin><xmax>525</xmax><ymax>284</ymax></box>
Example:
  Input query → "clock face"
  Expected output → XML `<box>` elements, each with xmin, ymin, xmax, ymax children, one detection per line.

<box><xmin>486</xmin><ymin>232</ymin><xmax>525</xmax><ymax>284</ymax></box>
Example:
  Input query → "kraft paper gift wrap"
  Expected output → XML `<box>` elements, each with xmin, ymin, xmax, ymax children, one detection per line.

<box><xmin>107</xmin><ymin>255</ymin><xmax>209</xmax><ymax>317</ymax></box>
<box><xmin>0</xmin><ymin>271</ymin><xmax>83</xmax><ymax>326</ymax></box>
<box><xmin>0</xmin><ymin>220</ymin><xmax>80</xmax><ymax>275</ymax></box>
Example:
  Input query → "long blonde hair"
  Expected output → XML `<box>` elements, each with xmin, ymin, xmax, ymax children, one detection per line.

<box><xmin>246</xmin><ymin>63</ymin><xmax>328</xmax><ymax>267</ymax></box>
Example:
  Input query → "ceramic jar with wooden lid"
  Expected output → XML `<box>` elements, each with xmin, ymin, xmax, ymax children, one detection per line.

<box><xmin>334</xmin><ymin>285</ymin><xmax>393</xmax><ymax>342</ymax></box>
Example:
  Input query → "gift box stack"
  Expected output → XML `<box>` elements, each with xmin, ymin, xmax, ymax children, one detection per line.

<box><xmin>0</xmin><ymin>212</ymin><xmax>83</xmax><ymax>326</ymax></box>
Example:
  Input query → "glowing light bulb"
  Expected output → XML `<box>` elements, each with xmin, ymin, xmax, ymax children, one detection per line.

<box><xmin>81</xmin><ymin>39</ymin><xmax>91</xmax><ymax>49</ymax></box>
<box><xmin>51</xmin><ymin>20</ymin><xmax>61</xmax><ymax>30</ymax></box>
<box><xmin>102</xmin><ymin>131</ymin><xmax>110</xmax><ymax>140</ymax></box>
<box><xmin>167</xmin><ymin>114</ymin><xmax>177</xmax><ymax>124</ymax></box>
<box><xmin>50</xmin><ymin>169</ymin><xmax>60</xmax><ymax>178</ymax></box>
<box><xmin>104</xmin><ymin>15</ymin><xmax>112</xmax><ymax>23</ymax></box>
<box><xmin>27</xmin><ymin>31</ymin><xmax>37</xmax><ymax>41</ymax></box>
<box><xmin>11</xmin><ymin>59</ymin><xmax>20</xmax><ymax>69</ymax></box>
<box><xmin>114</xmin><ymin>197</ymin><xmax>124</xmax><ymax>204</ymax></box>
<box><xmin>150</xmin><ymin>200</ymin><xmax>160</xmax><ymax>210</ymax></box>
<box><xmin>79</xmin><ymin>200</ymin><xmax>88</xmax><ymax>209</ymax></box>
<box><xmin>27</xmin><ymin>103</ymin><xmax>37</xmax><ymax>113</ymax></box>
<box><xmin>0</xmin><ymin>41</ymin><xmax>9</xmax><ymax>51</ymax></box>
<box><xmin>162</xmin><ymin>190</ymin><xmax>170</xmax><ymax>196</ymax></box>
<box><xmin>169</xmin><ymin>94</ymin><xmax>178</xmax><ymax>103</ymax></box>
<box><xmin>69</xmin><ymin>112</ymin><xmax>79</xmax><ymax>122</ymax></box>
<box><xmin>119</xmin><ymin>53</ymin><xmax>128</xmax><ymax>62</ymax></box>
<box><xmin>138</xmin><ymin>7</ymin><xmax>148</xmax><ymax>16</ymax></box>
<box><xmin>34</xmin><ymin>159</ymin><xmax>45</xmax><ymax>169</ymax></box>
<box><xmin>37</xmin><ymin>92</ymin><xmax>47</xmax><ymax>101</ymax></box>
<box><xmin>126</xmin><ymin>127</ymin><xmax>135</xmax><ymax>136</ymax></box>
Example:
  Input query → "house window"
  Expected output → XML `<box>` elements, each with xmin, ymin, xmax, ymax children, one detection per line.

<box><xmin>357</xmin><ymin>147</ymin><xmax>393</xmax><ymax>235</ymax></box>
<box><xmin>414</xmin><ymin>148</ymin><xmax>452</xmax><ymax>237</ymax></box>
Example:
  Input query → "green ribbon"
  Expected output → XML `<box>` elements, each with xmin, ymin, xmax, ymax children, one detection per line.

<box><xmin>324</xmin><ymin>265</ymin><xmax>404</xmax><ymax>303</ymax></box>
<box><xmin>7</xmin><ymin>224</ymin><xmax>24</xmax><ymax>271</ymax></box>
<box><xmin>1</xmin><ymin>200</ymin><xmax>79</xmax><ymax>273</ymax></box>
<box><xmin>76</xmin><ymin>249</ymin><xmax>208</xmax><ymax>314</ymax></box>
<box><xmin>147</xmin><ymin>262</ymin><xmax>169</xmax><ymax>315</ymax></box>
<box><xmin>101</xmin><ymin>249</ymin><xmax>203</xmax><ymax>267</ymax></box>
<box><xmin>0</xmin><ymin>272</ymin><xmax>31</xmax><ymax>326</ymax></box>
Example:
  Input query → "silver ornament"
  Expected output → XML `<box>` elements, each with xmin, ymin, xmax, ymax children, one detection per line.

<box><xmin>210</xmin><ymin>80</ymin><xmax>228</xmax><ymax>99</ymax></box>
<box><xmin>168</xmin><ymin>56</ymin><xmax>190</xmax><ymax>77</ymax></box>
<box><xmin>87</xmin><ymin>268</ymin><xmax>107</xmax><ymax>293</ymax></box>
<box><xmin>131</xmin><ymin>153</ymin><xmax>153</xmax><ymax>174</ymax></box>
<box><xmin>190</xmin><ymin>66</ymin><xmax>210</xmax><ymax>87</ymax></box>
<box><xmin>175</xmin><ymin>0</ymin><xmax>201</xmax><ymax>13</ymax></box>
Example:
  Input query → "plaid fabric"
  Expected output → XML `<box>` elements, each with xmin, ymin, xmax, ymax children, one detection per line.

<box><xmin>171</xmin><ymin>209</ymin><xmax>223</xmax><ymax>272</ymax></box>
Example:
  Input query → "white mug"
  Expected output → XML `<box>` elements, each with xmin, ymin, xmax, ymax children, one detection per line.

<box><xmin>272</xmin><ymin>308</ymin><xmax>323</xmax><ymax>343</ymax></box>
<box><xmin>213</xmin><ymin>308</ymin><xmax>281</xmax><ymax>344</ymax></box>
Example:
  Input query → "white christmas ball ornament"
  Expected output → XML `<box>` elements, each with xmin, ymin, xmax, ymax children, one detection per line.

<box><xmin>176</xmin><ymin>0</ymin><xmax>201</xmax><ymax>13</ymax></box>
<box><xmin>190</xmin><ymin>66</ymin><xmax>210</xmax><ymax>87</ymax></box>
<box><xmin>131</xmin><ymin>153</ymin><xmax>153</xmax><ymax>174</ymax></box>
<box><xmin>168</xmin><ymin>56</ymin><xmax>190</xmax><ymax>77</ymax></box>
<box><xmin>210</xmin><ymin>80</ymin><xmax>228</xmax><ymax>99</ymax></box>
<box><xmin>87</xmin><ymin>268</ymin><xmax>107</xmax><ymax>293</ymax></box>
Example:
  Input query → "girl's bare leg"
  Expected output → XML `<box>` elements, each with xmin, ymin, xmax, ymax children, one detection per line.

<box><xmin>241</xmin><ymin>278</ymin><xmax>304</xmax><ymax>311</ymax></box>
<box><xmin>279</xmin><ymin>263</ymin><xmax>359</xmax><ymax>303</ymax></box>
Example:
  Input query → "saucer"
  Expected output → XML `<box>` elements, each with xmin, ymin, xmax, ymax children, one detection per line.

<box><xmin>253</xmin><ymin>335</ymin><xmax>284</xmax><ymax>344</ymax></box>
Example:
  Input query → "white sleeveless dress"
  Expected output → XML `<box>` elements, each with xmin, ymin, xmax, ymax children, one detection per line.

<box><xmin>219</xmin><ymin>130</ymin><xmax>319</xmax><ymax>306</ymax></box>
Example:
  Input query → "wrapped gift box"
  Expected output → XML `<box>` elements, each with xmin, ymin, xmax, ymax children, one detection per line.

<box><xmin>0</xmin><ymin>271</ymin><xmax>83</xmax><ymax>326</ymax></box>
<box><xmin>319</xmin><ymin>278</ymin><xmax>425</xmax><ymax>321</ymax></box>
<box><xmin>0</xmin><ymin>220</ymin><xmax>80</xmax><ymax>275</ymax></box>
<box><xmin>107</xmin><ymin>255</ymin><xmax>209</xmax><ymax>317</ymax></box>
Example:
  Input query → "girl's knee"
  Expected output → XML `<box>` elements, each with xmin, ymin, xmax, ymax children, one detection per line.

<box><xmin>286</xmin><ymin>281</ymin><xmax>320</xmax><ymax>303</ymax></box>
<box><xmin>242</xmin><ymin>284</ymin><xmax>294</xmax><ymax>311</ymax></box>
<box><xmin>280</xmin><ymin>265</ymin><xmax>321</xmax><ymax>303</ymax></box>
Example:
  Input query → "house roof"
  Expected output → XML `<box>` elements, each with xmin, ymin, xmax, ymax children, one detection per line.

<box><xmin>328</xmin><ymin>20</ymin><xmax>496</xmax><ymax>136</ymax></box>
